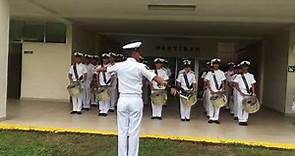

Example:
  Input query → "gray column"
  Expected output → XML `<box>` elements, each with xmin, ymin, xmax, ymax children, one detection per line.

<box><xmin>0</xmin><ymin>0</ymin><xmax>10</xmax><ymax>120</ymax></box>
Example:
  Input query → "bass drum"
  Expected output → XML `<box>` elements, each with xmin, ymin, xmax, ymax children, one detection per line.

<box><xmin>210</xmin><ymin>94</ymin><xmax>227</xmax><ymax>108</ymax></box>
<box><xmin>151</xmin><ymin>89</ymin><xmax>167</xmax><ymax>106</ymax></box>
<box><xmin>242</xmin><ymin>96</ymin><xmax>260</xmax><ymax>114</ymax></box>
<box><xmin>180</xmin><ymin>91</ymin><xmax>198</xmax><ymax>107</ymax></box>
<box><xmin>93</xmin><ymin>86</ymin><xmax>111</xmax><ymax>101</ymax></box>
<box><xmin>67</xmin><ymin>82</ymin><xmax>82</xmax><ymax>97</ymax></box>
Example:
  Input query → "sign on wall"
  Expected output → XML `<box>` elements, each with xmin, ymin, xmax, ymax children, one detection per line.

<box><xmin>288</xmin><ymin>65</ymin><xmax>295</xmax><ymax>72</ymax></box>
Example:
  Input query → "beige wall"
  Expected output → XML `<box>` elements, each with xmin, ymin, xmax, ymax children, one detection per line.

<box><xmin>21</xmin><ymin>42</ymin><xmax>72</xmax><ymax>101</ymax></box>
<box><xmin>285</xmin><ymin>28</ymin><xmax>295</xmax><ymax>115</ymax></box>
<box><xmin>263</xmin><ymin>31</ymin><xmax>289</xmax><ymax>113</ymax></box>
<box><xmin>0</xmin><ymin>0</ymin><xmax>9</xmax><ymax>119</ymax></box>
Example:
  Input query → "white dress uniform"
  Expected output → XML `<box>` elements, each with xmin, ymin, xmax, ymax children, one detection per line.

<box><xmin>233</xmin><ymin>72</ymin><xmax>256</xmax><ymax>123</ymax></box>
<box><xmin>110</xmin><ymin>73</ymin><xmax>119</xmax><ymax>110</ymax></box>
<box><xmin>83</xmin><ymin>63</ymin><xmax>95</xmax><ymax>109</ymax></box>
<box><xmin>201</xmin><ymin>71</ymin><xmax>209</xmax><ymax>115</ymax></box>
<box><xmin>96</xmin><ymin>63</ymin><xmax>112</xmax><ymax>114</ymax></box>
<box><xmin>176</xmin><ymin>71</ymin><xmax>197</xmax><ymax>120</ymax></box>
<box><xmin>232</xmin><ymin>74</ymin><xmax>239</xmax><ymax>118</ymax></box>
<box><xmin>68</xmin><ymin>63</ymin><xmax>88</xmax><ymax>112</ymax></box>
<box><xmin>151</xmin><ymin>68</ymin><xmax>169</xmax><ymax>118</ymax></box>
<box><xmin>107</xmin><ymin>58</ymin><xmax>156</xmax><ymax>156</ymax></box>
<box><xmin>204</xmin><ymin>69</ymin><xmax>226</xmax><ymax>121</ymax></box>
<box><xmin>225</xmin><ymin>70</ymin><xmax>235</xmax><ymax>113</ymax></box>
<box><xmin>90</xmin><ymin>65</ymin><xmax>98</xmax><ymax>106</ymax></box>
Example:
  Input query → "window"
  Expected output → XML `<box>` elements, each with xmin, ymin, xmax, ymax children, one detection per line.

<box><xmin>45</xmin><ymin>23</ymin><xmax>66</xmax><ymax>43</ymax></box>
<box><xmin>23</xmin><ymin>22</ymin><xmax>45</xmax><ymax>42</ymax></box>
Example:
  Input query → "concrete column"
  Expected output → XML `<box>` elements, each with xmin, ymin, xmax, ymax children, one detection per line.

<box><xmin>0</xmin><ymin>0</ymin><xmax>10</xmax><ymax>120</ymax></box>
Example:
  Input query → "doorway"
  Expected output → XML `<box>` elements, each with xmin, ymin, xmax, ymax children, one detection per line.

<box><xmin>7</xmin><ymin>43</ymin><xmax>22</xmax><ymax>99</ymax></box>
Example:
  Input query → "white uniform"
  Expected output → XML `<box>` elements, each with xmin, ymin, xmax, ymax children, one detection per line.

<box><xmin>107</xmin><ymin>58</ymin><xmax>156</xmax><ymax>156</ymax></box>
<box><xmin>176</xmin><ymin>71</ymin><xmax>197</xmax><ymax>120</ymax></box>
<box><xmin>163</xmin><ymin>67</ymin><xmax>172</xmax><ymax>78</ymax></box>
<box><xmin>233</xmin><ymin>73</ymin><xmax>256</xmax><ymax>122</ymax></box>
<box><xmin>96</xmin><ymin>63</ymin><xmax>112</xmax><ymax>114</ymax></box>
<box><xmin>232</xmin><ymin>74</ymin><xmax>239</xmax><ymax>118</ymax></box>
<box><xmin>204</xmin><ymin>69</ymin><xmax>226</xmax><ymax>121</ymax></box>
<box><xmin>68</xmin><ymin>63</ymin><xmax>87</xmax><ymax>112</ymax></box>
<box><xmin>225</xmin><ymin>70</ymin><xmax>235</xmax><ymax>113</ymax></box>
<box><xmin>83</xmin><ymin>63</ymin><xmax>95</xmax><ymax>109</ymax></box>
<box><xmin>91</xmin><ymin>65</ymin><xmax>99</xmax><ymax>106</ymax></box>
<box><xmin>201</xmin><ymin>71</ymin><xmax>209</xmax><ymax>114</ymax></box>
<box><xmin>151</xmin><ymin>68</ymin><xmax>169</xmax><ymax>118</ymax></box>
<box><xmin>110</xmin><ymin>73</ymin><xmax>119</xmax><ymax>110</ymax></box>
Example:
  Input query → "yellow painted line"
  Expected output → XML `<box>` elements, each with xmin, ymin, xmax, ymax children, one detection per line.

<box><xmin>0</xmin><ymin>123</ymin><xmax>294</xmax><ymax>150</ymax></box>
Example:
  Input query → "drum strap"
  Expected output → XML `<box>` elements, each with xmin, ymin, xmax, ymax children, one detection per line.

<box><xmin>213</xmin><ymin>71</ymin><xmax>222</xmax><ymax>91</ymax></box>
<box><xmin>73</xmin><ymin>65</ymin><xmax>83</xmax><ymax>81</ymax></box>
<box><xmin>155</xmin><ymin>69</ymin><xmax>161</xmax><ymax>87</ymax></box>
<box><xmin>241</xmin><ymin>74</ymin><xmax>252</xmax><ymax>95</ymax></box>
<box><xmin>183</xmin><ymin>73</ymin><xmax>193</xmax><ymax>89</ymax></box>
<box><xmin>102</xmin><ymin>72</ymin><xmax>111</xmax><ymax>85</ymax></box>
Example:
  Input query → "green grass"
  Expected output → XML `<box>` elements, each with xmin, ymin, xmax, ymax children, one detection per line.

<box><xmin>0</xmin><ymin>130</ymin><xmax>294</xmax><ymax>156</ymax></box>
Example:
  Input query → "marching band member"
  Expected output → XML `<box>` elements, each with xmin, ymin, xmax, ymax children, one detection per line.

<box><xmin>82</xmin><ymin>54</ymin><xmax>95</xmax><ymax>111</ymax></box>
<box><xmin>205</xmin><ymin>58</ymin><xmax>226</xmax><ymax>124</ymax></box>
<box><xmin>68</xmin><ymin>52</ymin><xmax>88</xmax><ymax>115</ymax></box>
<box><xmin>109</xmin><ymin>52</ymin><xmax>119</xmax><ymax>112</ymax></box>
<box><xmin>96</xmin><ymin>53</ymin><xmax>112</xmax><ymax>116</ymax></box>
<box><xmin>225</xmin><ymin>62</ymin><xmax>235</xmax><ymax>115</ymax></box>
<box><xmin>232</xmin><ymin>64</ymin><xmax>241</xmax><ymax>120</ymax></box>
<box><xmin>201</xmin><ymin>61</ymin><xmax>212</xmax><ymax>118</ymax></box>
<box><xmin>176</xmin><ymin>59</ymin><xmax>197</xmax><ymax>122</ymax></box>
<box><xmin>163</xmin><ymin>59</ymin><xmax>172</xmax><ymax>78</ymax></box>
<box><xmin>96</xmin><ymin>41</ymin><xmax>171</xmax><ymax>156</ymax></box>
<box><xmin>150</xmin><ymin>58</ymin><xmax>169</xmax><ymax>120</ymax></box>
<box><xmin>90</xmin><ymin>55</ymin><xmax>99</xmax><ymax>106</ymax></box>
<box><xmin>233</xmin><ymin>61</ymin><xmax>256</xmax><ymax>126</ymax></box>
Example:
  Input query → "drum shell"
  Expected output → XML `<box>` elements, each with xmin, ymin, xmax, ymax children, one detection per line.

<box><xmin>67</xmin><ymin>82</ymin><xmax>82</xmax><ymax>97</ymax></box>
<box><xmin>151</xmin><ymin>89</ymin><xmax>167</xmax><ymax>106</ymax></box>
<box><xmin>242</xmin><ymin>96</ymin><xmax>260</xmax><ymax>114</ymax></box>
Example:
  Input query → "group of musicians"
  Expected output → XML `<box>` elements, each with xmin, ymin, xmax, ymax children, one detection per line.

<box><xmin>68</xmin><ymin>51</ymin><xmax>257</xmax><ymax>126</ymax></box>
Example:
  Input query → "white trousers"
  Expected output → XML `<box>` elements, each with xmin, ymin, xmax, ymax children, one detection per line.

<box><xmin>117</xmin><ymin>94</ymin><xmax>143</xmax><ymax>156</ymax></box>
<box><xmin>180</xmin><ymin>99</ymin><xmax>191</xmax><ymax>119</ymax></box>
<box><xmin>228</xmin><ymin>95</ymin><xmax>234</xmax><ymax>114</ymax></box>
<box><xmin>202</xmin><ymin>90</ymin><xmax>209</xmax><ymax>114</ymax></box>
<box><xmin>110</xmin><ymin>82</ymin><xmax>118</xmax><ymax>110</ymax></box>
<box><xmin>207</xmin><ymin>92</ymin><xmax>221</xmax><ymax>121</ymax></box>
<box><xmin>151</xmin><ymin>90</ymin><xmax>164</xmax><ymax>117</ymax></box>
<box><xmin>83</xmin><ymin>82</ymin><xmax>91</xmax><ymax>108</ymax></box>
<box><xmin>72</xmin><ymin>95</ymin><xmax>82</xmax><ymax>112</ymax></box>
<box><xmin>233</xmin><ymin>89</ymin><xmax>238</xmax><ymax>117</ymax></box>
<box><xmin>237</xmin><ymin>93</ymin><xmax>249</xmax><ymax>122</ymax></box>
<box><xmin>99</xmin><ymin>99</ymin><xmax>110</xmax><ymax>114</ymax></box>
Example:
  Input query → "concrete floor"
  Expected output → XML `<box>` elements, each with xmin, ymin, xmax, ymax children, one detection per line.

<box><xmin>2</xmin><ymin>98</ymin><xmax>295</xmax><ymax>145</ymax></box>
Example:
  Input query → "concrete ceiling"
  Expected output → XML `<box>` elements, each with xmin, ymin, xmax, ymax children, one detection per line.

<box><xmin>8</xmin><ymin>0</ymin><xmax>295</xmax><ymax>37</ymax></box>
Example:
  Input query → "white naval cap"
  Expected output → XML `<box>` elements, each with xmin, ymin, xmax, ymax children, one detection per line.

<box><xmin>211</xmin><ymin>58</ymin><xmax>221</xmax><ymax>64</ymax></box>
<box><xmin>101</xmin><ymin>53</ymin><xmax>110</xmax><ymax>59</ymax></box>
<box><xmin>122</xmin><ymin>41</ymin><xmax>142</xmax><ymax>50</ymax></box>
<box><xmin>74</xmin><ymin>52</ymin><xmax>83</xmax><ymax>57</ymax></box>
<box><xmin>109</xmin><ymin>52</ymin><xmax>117</xmax><ymax>57</ymax></box>
<box><xmin>93</xmin><ymin>55</ymin><xmax>99</xmax><ymax>59</ymax></box>
<box><xmin>240</xmin><ymin>60</ymin><xmax>251</xmax><ymax>66</ymax></box>
<box><xmin>183</xmin><ymin>59</ymin><xmax>192</xmax><ymax>66</ymax></box>
<box><xmin>227</xmin><ymin>62</ymin><xmax>235</xmax><ymax>66</ymax></box>
<box><xmin>154</xmin><ymin>58</ymin><xmax>163</xmax><ymax>63</ymax></box>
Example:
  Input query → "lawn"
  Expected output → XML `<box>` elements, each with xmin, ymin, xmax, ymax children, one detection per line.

<box><xmin>0</xmin><ymin>130</ymin><xmax>294</xmax><ymax>156</ymax></box>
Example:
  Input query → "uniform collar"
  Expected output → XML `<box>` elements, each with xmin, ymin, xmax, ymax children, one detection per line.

<box><xmin>127</xmin><ymin>57</ymin><xmax>137</xmax><ymax>62</ymax></box>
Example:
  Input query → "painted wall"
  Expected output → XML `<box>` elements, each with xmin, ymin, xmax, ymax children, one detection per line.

<box><xmin>20</xmin><ymin>24</ymin><xmax>72</xmax><ymax>101</ymax></box>
<box><xmin>20</xmin><ymin>42</ymin><xmax>72</xmax><ymax>101</ymax></box>
<box><xmin>285</xmin><ymin>28</ymin><xmax>295</xmax><ymax>115</ymax></box>
<box><xmin>0</xmin><ymin>0</ymin><xmax>9</xmax><ymax>119</ymax></box>
<box><xmin>263</xmin><ymin>31</ymin><xmax>289</xmax><ymax>113</ymax></box>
